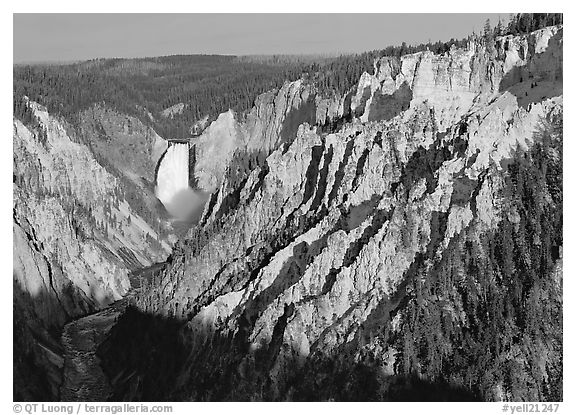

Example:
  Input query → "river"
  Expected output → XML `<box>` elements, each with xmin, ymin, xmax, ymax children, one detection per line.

<box><xmin>59</xmin><ymin>262</ymin><xmax>167</xmax><ymax>401</ymax></box>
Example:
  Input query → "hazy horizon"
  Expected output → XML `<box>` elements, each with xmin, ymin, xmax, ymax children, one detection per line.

<box><xmin>14</xmin><ymin>13</ymin><xmax>505</xmax><ymax>64</ymax></box>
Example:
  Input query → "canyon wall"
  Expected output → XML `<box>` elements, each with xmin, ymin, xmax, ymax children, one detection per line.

<box><xmin>13</xmin><ymin>100</ymin><xmax>173</xmax><ymax>400</ymax></box>
<box><xmin>105</xmin><ymin>26</ymin><xmax>563</xmax><ymax>401</ymax></box>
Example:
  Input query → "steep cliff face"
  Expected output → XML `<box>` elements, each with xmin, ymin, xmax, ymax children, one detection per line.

<box><xmin>190</xmin><ymin>78</ymin><xmax>349</xmax><ymax>194</ymax></box>
<box><xmin>352</xmin><ymin>25</ymin><xmax>562</xmax><ymax>127</ymax></box>
<box><xmin>192</xmin><ymin>110</ymin><xmax>240</xmax><ymax>193</ymax></box>
<box><xmin>13</xmin><ymin>100</ymin><xmax>173</xmax><ymax>400</ymax></box>
<box><xmin>98</xmin><ymin>27</ymin><xmax>562</xmax><ymax>401</ymax></box>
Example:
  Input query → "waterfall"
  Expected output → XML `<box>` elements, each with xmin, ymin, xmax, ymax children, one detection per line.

<box><xmin>155</xmin><ymin>143</ymin><xmax>190</xmax><ymax>217</ymax></box>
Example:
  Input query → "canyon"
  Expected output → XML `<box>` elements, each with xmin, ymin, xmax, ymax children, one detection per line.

<box><xmin>13</xmin><ymin>24</ymin><xmax>563</xmax><ymax>402</ymax></box>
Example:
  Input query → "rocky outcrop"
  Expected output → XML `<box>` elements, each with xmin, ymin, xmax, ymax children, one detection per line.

<box><xmin>98</xmin><ymin>26</ymin><xmax>562</xmax><ymax>401</ymax></box>
<box><xmin>352</xmin><ymin>25</ymin><xmax>562</xmax><ymax>127</ymax></box>
<box><xmin>160</xmin><ymin>103</ymin><xmax>185</xmax><ymax>119</ymax></box>
<box><xmin>190</xmin><ymin>79</ymin><xmax>347</xmax><ymax>194</ymax></box>
<box><xmin>192</xmin><ymin>110</ymin><xmax>240</xmax><ymax>192</ymax></box>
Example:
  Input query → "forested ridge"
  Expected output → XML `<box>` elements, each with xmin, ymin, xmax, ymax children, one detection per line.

<box><xmin>13</xmin><ymin>56</ymin><xmax>307</xmax><ymax>139</ymax></box>
<box><xmin>14</xmin><ymin>13</ymin><xmax>561</xmax><ymax>140</ymax></box>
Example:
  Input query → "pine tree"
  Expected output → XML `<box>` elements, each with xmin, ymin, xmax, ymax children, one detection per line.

<box><xmin>494</xmin><ymin>18</ymin><xmax>503</xmax><ymax>37</ymax></box>
<box><xmin>483</xmin><ymin>18</ymin><xmax>492</xmax><ymax>39</ymax></box>
<box><xmin>484</xmin><ymin>19</ymin><xmax>496</xmax><ymax>53</ymax></box>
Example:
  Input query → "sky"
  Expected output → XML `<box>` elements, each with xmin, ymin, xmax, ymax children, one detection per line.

<box><xmin>13</xmin><ymin>13</ymin><xmax>506</xmax><ymax>64</ymax></box>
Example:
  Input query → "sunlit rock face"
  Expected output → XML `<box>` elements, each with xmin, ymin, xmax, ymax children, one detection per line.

<box><xmin>155</xmin><ymin>143</ymin><xmax>191</xmax><ymax>218</ymax></box>
<box><xmin>351</xmin><ymin>25</ymin><xmax>562</xmax><ymax>129</ymax></box>
<box><xmin>110</xmin><ymin>25</ymin><xmax>563</xmax><ymax>402</ymax></box>
<box><xmin>192</xmin><ymin>110</ymin><xmax>240</xmax><ymax>193</ymax></box>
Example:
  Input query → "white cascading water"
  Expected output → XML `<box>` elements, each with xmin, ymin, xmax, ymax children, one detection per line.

<box><xmin>155</xmin><ymin>143</ymin><xmax>189</xmax><ymax>218</ymax></box>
